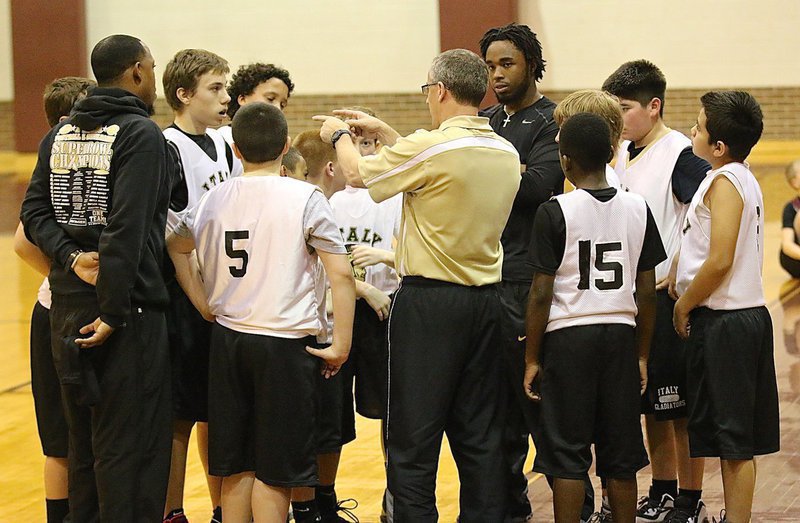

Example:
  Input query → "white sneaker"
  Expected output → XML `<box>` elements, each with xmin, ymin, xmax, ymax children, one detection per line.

<box><xmin>636</xmin><ymin>493</ymin><xmax>675</xmax><ymax>522</ymax></box>
<box><xmin>664</xmin><ymin>496</ymin><xmax>709</xmax><ymax>523</ymax></box>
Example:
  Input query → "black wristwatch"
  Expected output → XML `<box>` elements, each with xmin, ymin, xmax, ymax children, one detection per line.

<box><xmin>66</xmin><ymin>249</ymin><xmax>84</xmax><ymax>271</ymax></box>
<box><xmin>331</xmin><ymin>129</ymin><xmax>353</xmax><ymax>148</ymax></box>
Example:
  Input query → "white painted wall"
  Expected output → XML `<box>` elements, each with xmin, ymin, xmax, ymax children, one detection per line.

<box><xmin>1</xmin><ymin>1</ymin><xmax>797</xmax><ymax>101</ymax></box>
<box><xmin>522</xmin><ymin>0</ymin><xmax>800</xmax><ymax>91</ymax></box>
<box><xmin>85</xmin><ymin>0</ymin><xmax>440</xmax><ymax>96</ymax></box>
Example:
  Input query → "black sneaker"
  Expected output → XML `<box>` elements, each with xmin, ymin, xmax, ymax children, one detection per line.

<box><xmin>664</xmin><ymin>496</ymin><xmax>709</xmax><ymax>523</ymax></box>
<box><xmin>711</xmin><ymin>510</ymin><xmax>727</xmax><ymax>523</ymax></box>
<box><xmin>506</xmin><ymin>498</ymin><xmax>533</xmax><ymax>522</ymax></box>
<box><xmin>637</xmin><ymin>493</ymin><xmax>675</xmax><ymax>522</ymax></box>
<box><xmin>319</xmin><ymin>498</ymin><xmax>358</xmax><ymax>523</ymax></box>
<box><xmin>600</xmin><ymin>496</ymin><xmax>614</xmax><ymax>523</ymax></box>
<box><xmin>163</xmin><ymin>509</ymin><xmax>189</xmax><ymax>523</ymax></box>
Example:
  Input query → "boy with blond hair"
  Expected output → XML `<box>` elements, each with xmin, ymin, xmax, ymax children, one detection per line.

<box><xmin>554</xmin><ymin>89</ymin><xmax>624</xmax><ymax>191</ymax></box>
<box><xmin>161</xmin><ymin>48</ymin><xmax>240</xmax><ymax>523</ymax></box>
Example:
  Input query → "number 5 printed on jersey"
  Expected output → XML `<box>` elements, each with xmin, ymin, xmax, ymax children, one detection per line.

<box><xmin>225</xmin><ymin>230</ymin><xmax>249</xmax><ymax>277</ymax></box>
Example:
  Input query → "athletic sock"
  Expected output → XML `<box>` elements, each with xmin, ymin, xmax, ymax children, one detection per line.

<box><xmin>316</xmin><ymin>484</ymin><xmax>337</xmax><ymax>515</ymax></box>
<box><xmin>678</xmin><ymin>488</ymin><xmax>702</xmax><ymax>506</ymax></box>
<box><xmin>651</xmin><ymin>479</ymin><xmax>678</xmax><ymax>500</ymax></box>
<box><xmin>292</xmin><ymin>499</ymin><xmax>320</xmax><ymax>522</ymax></box>
<box><xmin>46</xmin><ymin>498</ymin><xmax>69</xmax><ymax>523</ymax></box>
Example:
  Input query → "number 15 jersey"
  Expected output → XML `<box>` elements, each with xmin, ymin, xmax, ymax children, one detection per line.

<box><xmin>530</xmin><ymin>187</ymin><xmax>666</xmax><ymax>333</ymax></box>
<box><xmin>176</xmin><ymin>175</ymin><xmax>346</xmax><ymax>338</ymax></box>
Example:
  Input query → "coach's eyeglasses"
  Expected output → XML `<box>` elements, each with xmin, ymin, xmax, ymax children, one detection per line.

<box><xmin>421</xmin><ymin>82</ymin><xmax>438</xmax><ymax>95</ymax></box>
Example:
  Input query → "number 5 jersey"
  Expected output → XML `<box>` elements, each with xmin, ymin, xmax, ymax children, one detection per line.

<box><xmin>175</xmin><ymin>175</ymin><xmax>346</xmax><ymax>338</ymax></box>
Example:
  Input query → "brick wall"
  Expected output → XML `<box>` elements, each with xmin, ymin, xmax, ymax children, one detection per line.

<box><xmin>0</xmin><ymin>102</ymin><xmax>13</xmax><ymax>151</ymax></box>
<box><xmin>2</xmin><ymin>86</ymin><xmax>799</xmax><ymax>151</ymax></box>
<box><xmin>548</xmin><ymin>87</ymin><xmax>800</xmax><ymax>142</ymax></box>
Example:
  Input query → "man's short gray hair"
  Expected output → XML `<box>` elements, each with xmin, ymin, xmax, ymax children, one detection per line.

<box><xmin>429</xmin><ymin>49</ymin><xmax>489</xmax><ymax>107</ymax></box>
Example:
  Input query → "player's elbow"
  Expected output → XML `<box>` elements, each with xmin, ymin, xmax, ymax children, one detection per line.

<box><xmin>13</xmin><ymin>223</ymin><xmax>35</xmax><ymax>258</ymax></box>
<box><xmin>330</xmin><ymin>267</ymin><xmax>356</xmax><ymax>289</ymax></box>
<box><xmin>166</xmin><ymin>231</ymin><xmax>191</xmax><ymax>257</ymax></box>
<box><xmin>706</xmin><ymin>251</ymin><xmax>735</xmax><ymax>275</ymax></box>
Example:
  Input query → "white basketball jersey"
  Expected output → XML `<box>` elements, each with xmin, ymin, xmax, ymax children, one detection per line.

<box><xmin>314</xmin><ymin>260</ymin><xmax>332</xmax><ymax>345</ymax></box>
<box><xmin>615</xmin><ymin>130</ymin><xmax>690</xmax><ymax>281</ymax></box>
<box><xmin>218</xmin><ymin>124</ymin><xmax>233</xmax><ymax>145</ymax></box>
<box><xmin>605</xmin><ymin>164</ymin><xmax>622</xmax><ymax>190</ymax></box>
<box><xmin>163</xmin><ymin>127</ymin><xmax>241</xmax><ymax>232</ymax></box>
<box><xmin>547</xmin><ymin>189</ymin><xmax>648</xmax><ymax>333</ymax></box>
<box><xmin>189</xmin><ymin>176</ymin><xmax>324</xmax><ymax>338</ymax></box>
<box><xmin>217</xmin><ymin>124</ymin><xmax>244</xmax><ymax>175</ymax></box>
<box><xmin>37</xmin><ymin>278</ymin><xmax>52</xmax><ymax>309</ymax></box>
<box><xmin>676</xmin><ymin>163</ymin><xmax>765</xmax><ymax>310</ymax></box>
<box><xmin>329</xmin><ymin>187</ymin><xmax>401</xmax><ymax>294</ymax></box>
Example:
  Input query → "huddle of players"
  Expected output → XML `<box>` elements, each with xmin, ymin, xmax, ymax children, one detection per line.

<box><xmin>158</xmin><ymin>51</ymin><xmax>404</xmax><ymax>523</ymax></box>
<box><xmin>17</xmin><ymin>23</ymin><xmax>779</xmax><ymax>523</ymax></box>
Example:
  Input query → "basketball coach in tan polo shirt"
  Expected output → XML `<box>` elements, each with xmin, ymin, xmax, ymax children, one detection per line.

<box><xmin>315</xmin><ymin>49</ymin><xmax>520</xmax><ymax>522</ymax></box>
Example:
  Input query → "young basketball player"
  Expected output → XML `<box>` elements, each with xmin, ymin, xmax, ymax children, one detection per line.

<box><xmin>291</xmin><ymin>130</ymin><xmax>373</xmax><ymax>522</ymax></box>
<box><xmin>673</xmin><ymin>91</ymin><xmax>779</xmax><ymax>523</ymax></box>
<box><xmin>603</xmin><ymin>59</ymin><xmax>710</xmax><ymax>523</ymax></box>
<box><xmin>219</xmin><ymin>62</ymin><xmax>294</xmax><ymax>145</ymax></box>
<box><xmin>780</xmin><ymin>160</ymin><xmax>800</xmax><ymax>278</ymax></box>
<box><xmin>281</xmin><ymin>147</ymin><xmax>308</xmax><ymax>181</ymax></box>
<box><xmin>167</xmin><ymin>101</ymin><xmax>354</xmax><ymax>523</ymax></box>
<box><xmin>13</xmin><ymin>75</ymin><xmax>95</xmax><ymax>523</ymax></box>
<box><xmin>524</xmin><ymin>112</ymin><xmax>665</xmax><ymax>523</ymax></box>
<box><xmin>161</xmin><ymin>48</ymin><xmax>239</xmax><ymax>523</ymax></box>
<box><xmin>553</xmin><ymin>89</ymin><xmax>624</xmax><ymax>190</ymax></box>
<box><xmin>328</xmin><ymin>106</ymin><xmax>401</xmax><ymax>523</ymax></box>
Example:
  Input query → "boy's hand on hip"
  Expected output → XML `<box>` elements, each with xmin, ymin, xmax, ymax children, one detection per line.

<box><xmin>639</xmin><ymin>358</ymin><xmax>648</xmax><ymax>395</ymax></box>
<box><xmin>673</xmin><ymin>298</ymin><xmax>691</xmax><ymax>339</ymax></box>
<box><xmin>523</xmin><ymin>362</ymin><xmax>541</xmax><ymax>402</ymax></box>
<box><xmin>306</xmin><ymin>344</ymin><xmax>349</xmax><ymax>379</ymax></box>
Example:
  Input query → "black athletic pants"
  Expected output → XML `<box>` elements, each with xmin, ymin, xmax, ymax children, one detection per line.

<box><xmin>50</xmin><ymin>294</ymin><xmax>172</xmax><ymax>522</ymax></box>
<box><xmin>386</xmin><ymin>277</ymin><xmax>507</xmax><ymax>522</ymax></box>
<box><xmin>498</xmin><ymin>281</ymin><xmax>595</xmax><ymax>520</ymax></box>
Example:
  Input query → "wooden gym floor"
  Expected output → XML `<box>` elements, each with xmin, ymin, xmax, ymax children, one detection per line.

<box><xmin>1</xmin><ymin>143</ymin><xmax>800</xmax><ymax>521</ymax></box>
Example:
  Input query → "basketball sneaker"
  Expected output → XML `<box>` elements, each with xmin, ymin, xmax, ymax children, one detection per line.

<box><xmin>586</xmin><ymin>512</ymin><xmax>612</xmax><ymax>523</ymax></box>
<box><xmin>636</xmin><ymin>493</ymin><xmax>675</xmax><ymax>522</ymax></box>
<box><xmin>163</xmin><ymin>508</ymin><xmax>189</xmax><ymax>523</ymax></box>
<box><xmin>600</xmin><ymin>495</ymin><xmax>614</xmax><ymax>522</ymax></box>
<box><xmin>319</xmin><ymin>497</ymin><xmax>359</xmax><ymax>522</ymax></box>
<box><xmin>664</xmin><ymin>496</ymin><xmax>709</xmax><ymax>523</ymax></box>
